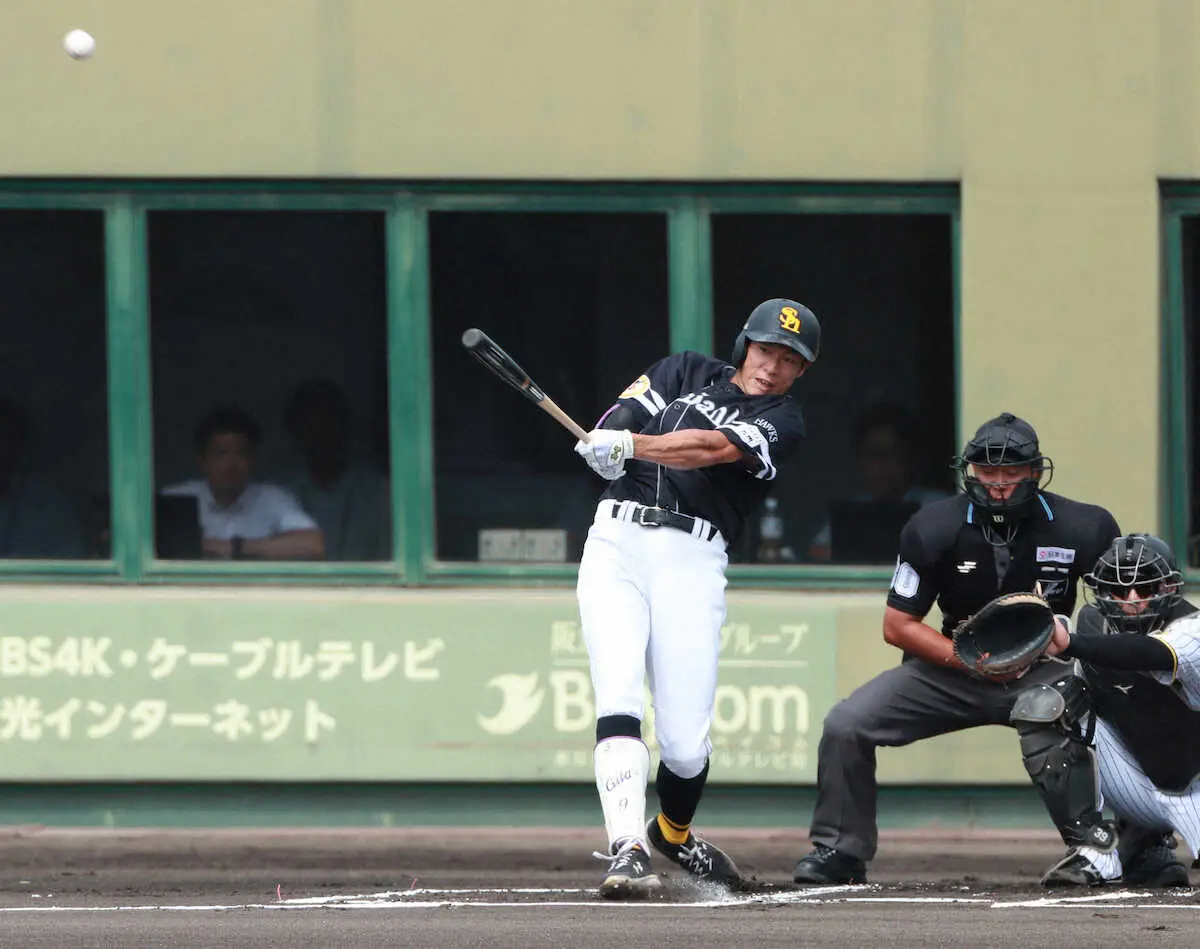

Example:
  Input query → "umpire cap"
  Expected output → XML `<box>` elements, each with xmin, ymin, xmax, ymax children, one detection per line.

<box><xmin>731</xmin><ymin>298</ymin><xmax>821</xmax><ymax>366</ymax></box>
<box><xmin>963</xmin><ymin>413</ymin><xmax>1042</xmax><ymax>467</ymax></box>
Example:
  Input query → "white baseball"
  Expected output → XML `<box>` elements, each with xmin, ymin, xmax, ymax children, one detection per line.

<box><xmin>64</xmin><ymin>29</ymin><xmax>96</xmax><ymax>60</ymax></box>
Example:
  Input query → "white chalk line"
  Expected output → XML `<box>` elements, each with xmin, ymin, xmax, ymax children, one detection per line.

<box><xmin>0</xmin><ymin>884</ymin><xmax>1196</xmax><ymax>913</ymax></box>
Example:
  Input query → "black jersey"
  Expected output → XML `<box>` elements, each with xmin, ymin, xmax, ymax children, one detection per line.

<box><xmin>886</xmin><ymin>491</ymin><xmax>1120</xmax><ymax>634</ymax></box>
<box><xmin>1076</xmin><ymin>600</ymin><xmax>1200</xmax><ymax>793</ymax></box>
<box><xmin>597</xmin><ymin>351</ymin><xmax>805</xmax><ymax>545</ymax></box>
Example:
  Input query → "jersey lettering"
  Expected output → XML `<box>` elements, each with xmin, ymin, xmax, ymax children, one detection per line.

<box><xmin>675</xmin><ymin>392</ymin><xmax>741</xmax><ymax>428</ymax></box>
<box><xmin>754</xmin><ymin>417</ymin><xmax>779</xmax><ymax>443</ymax></box>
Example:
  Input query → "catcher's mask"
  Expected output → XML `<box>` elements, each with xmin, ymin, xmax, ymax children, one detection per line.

<box><xmin>1084</xmin><ymin>533</ymin><xmax>1182</xmax><ymax>635</ymax></box>
<box><xmin>951</xmin><ymin>412</ymin><xmax>1053</xmax><ymax>546</ymax></box>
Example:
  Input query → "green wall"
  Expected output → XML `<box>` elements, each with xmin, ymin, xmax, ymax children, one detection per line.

<box><xmin>0</xmin><ymin>586</ymin><xmax>1027</xmax><ymax>784</ymax></box>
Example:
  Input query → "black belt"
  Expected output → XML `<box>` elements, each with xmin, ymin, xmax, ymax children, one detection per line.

<box><xmin>612</xmin><ymin>502</ymin><xmax>719</xmax><ymax>542</ymax></box>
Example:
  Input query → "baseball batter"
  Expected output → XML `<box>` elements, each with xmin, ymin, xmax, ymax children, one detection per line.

<box><xmin>573</xmin><ymin>298</ymin><xmax>820</xmax><ymax>900</ymax></box>
<box><xmin>1047</xmin><ymin>534</ymin><xmax>1200</xmax><ymax>885</ymax></box>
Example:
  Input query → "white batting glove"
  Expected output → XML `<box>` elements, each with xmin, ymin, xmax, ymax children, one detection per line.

<box><xmin>574</xmin><ymin>429</ymin><xmax>634</xmax><ymax>480</ymax></box>
<box><xmin>573</xmin><ymin>447</ymin><xmax>617</xmax><ymax>480</ymax></box>
<box><xmin>591</xmin><ymin>457</ymin><xmax>626</xmax><ymax>480</ymax></box>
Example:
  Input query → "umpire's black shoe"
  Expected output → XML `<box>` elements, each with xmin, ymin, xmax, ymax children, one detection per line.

<box><xmin>646</xmin><ymin>818</ymin><xmax>742</xmax><ymax>888</ymax></box>
<box><xmin>792</xmin><ymin>844</ymin><xmax>868</xmax><ymax>885</ymax></box>
<box><xmin>1122</xmin><ymin>844</ymin><xmax>1190</xmax><ymax>887</ymax></box>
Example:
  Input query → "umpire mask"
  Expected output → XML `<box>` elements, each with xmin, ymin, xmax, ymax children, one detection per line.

<box><xmin>952</xmin><ymin>413</ymin><xmax>1053</xmax><ymax>546</ymax></box>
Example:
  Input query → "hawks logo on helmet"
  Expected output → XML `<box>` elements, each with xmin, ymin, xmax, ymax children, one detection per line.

<box><xmin>778</xmin><ymin>306</ymin><xmax>801</xmax><ymax>333</ymax></box>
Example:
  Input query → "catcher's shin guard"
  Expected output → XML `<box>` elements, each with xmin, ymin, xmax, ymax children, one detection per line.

<box><xmin>1017</xmin><ymin>720</ymin><xmax>1116</xmax><ymax>850</ymax></box>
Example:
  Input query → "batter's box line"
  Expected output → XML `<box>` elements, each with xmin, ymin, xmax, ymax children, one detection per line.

<box><xmin>281</xmin><ymin>887</ymin><xmax>592</xmax><ymax>905</ymax></box>
<box><xmin>990</xmin><ymin>891</ymin><xmax>1154</xmax><ymax>909</ymax></box>
<box><xmin>5</xmin><ymin>891</ymin><xmax>1199</xmax><ymax>914</ymax></box>
<box><xmin>282</xmin><ymin>884</ymin><xmax>863</xmax><ymax>909</ymax></box>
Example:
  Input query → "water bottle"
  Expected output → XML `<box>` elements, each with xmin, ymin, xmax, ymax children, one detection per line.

<box><xmin>757</xmin><ymin>497</ymin><xmax>784</xmax><ymax>563</ymax></box>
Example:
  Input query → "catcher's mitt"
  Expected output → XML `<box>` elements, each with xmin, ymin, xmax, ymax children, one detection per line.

<box><xmin>952</xmin><ymin>592</ymin><xmax>1056</xmax><ymax>676</ymax></box>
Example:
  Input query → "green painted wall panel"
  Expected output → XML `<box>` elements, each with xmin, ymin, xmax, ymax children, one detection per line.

<box><xmin>0</xmin><ymin>588</ymin><xmax>1031</xmax><ymax>785</ymax></box>
<box><xmin>0</xmin><ymin>589</ymin><xmax>833</xmax><ymax>783</ymax></box>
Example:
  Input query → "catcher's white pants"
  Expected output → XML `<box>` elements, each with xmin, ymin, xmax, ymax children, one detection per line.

<box><xmin>576</xmin><ymin>500</ymin><xmax>728</xmax><ymax>779</ymax></box>
<box><xmin>1094</xmin><ymin>717</ymin><xmax>1200</xmax><ymax>861</ymax></box>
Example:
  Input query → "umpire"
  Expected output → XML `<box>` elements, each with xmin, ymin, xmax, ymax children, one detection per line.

<box><xmin>792</xmin><ymin>413</ymin><xmax>1127</xmax><ymax>886</ymax></box>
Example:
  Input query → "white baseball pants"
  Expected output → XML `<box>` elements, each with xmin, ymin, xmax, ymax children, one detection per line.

<box><xmin>577</xmin><ymin>500</ymin><xmax>728</xmax><ymax>779</ymax></box>
<box><xmin>1094</xmin><ymin>717</ymin><xmax>1200</xmax><ymax>861</ymax></box>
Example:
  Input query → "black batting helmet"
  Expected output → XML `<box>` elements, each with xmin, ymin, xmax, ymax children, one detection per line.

<box><xmin>731</xmin><ymin>298</ymin><xmax>821</xmax><ymax>366</ymax></box>
<box><xmin>1084</xmin><ymin>534</ymin><xmax>1183</xmax><ymax>635</ymax></box>
<box><xmin>952</xmin><ymin>413</ymin><xmax>1053</xmax><ymax>541</ymax></box>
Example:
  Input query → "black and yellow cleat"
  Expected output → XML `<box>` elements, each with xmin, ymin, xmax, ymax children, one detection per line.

<box><xmin>646</xmin><ymin>817</ymin><xmax>742</xmax><ymax>888</ymax></box>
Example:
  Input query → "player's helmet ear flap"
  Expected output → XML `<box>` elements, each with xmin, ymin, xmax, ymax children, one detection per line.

<box><xmin>731</xmin><ymin>298</ymin><xmax>821</xmax><ymax>367</ymax></box>
<box><xmin>1084</xmin><ymin>533</ymin><xmax>1183</xmax><ymax>634</ymax></box>
<box><xmin>950</xmin><ymin>412</ymin><xmax>1054</xmax><ymax>545</ymax></box>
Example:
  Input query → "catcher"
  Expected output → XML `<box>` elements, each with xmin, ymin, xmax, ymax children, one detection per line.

<box><xmin>1045</xmin><ymin>533</ymin><xmax>1199</xmax><ymax>886</ymax></box>
<box><xmin>791</xmin><ymin>412</ymin><xmax>1172</xmax><ymax>888</ymax></box>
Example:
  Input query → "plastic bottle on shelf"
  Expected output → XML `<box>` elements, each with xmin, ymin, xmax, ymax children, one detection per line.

<box><xmin>757</xmin><ymin>497</ymin><xmax>784</xmax><ymax>563</ymax></box>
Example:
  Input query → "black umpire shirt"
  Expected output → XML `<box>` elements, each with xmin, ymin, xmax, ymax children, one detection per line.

<box><xmin>1075</xmin><ymin>599</ymin><xmax>1200</xmax><ymax>793</ymax></box>
<box><xmin>886</xmin><ymin>491</ymin><xmax>1120</xmax><ymax>634</ymax></box>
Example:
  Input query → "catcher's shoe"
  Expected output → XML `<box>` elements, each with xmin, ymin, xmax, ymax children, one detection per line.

<box><xmin>1041</xmin><ymin>848</ymin><xmax>1118</xmax><ymax>888</ymax></box>
<box><xmin>596</xmin><ymin>839</ymin><xmax>663</xmax><ymax>901</ymax></box>
<box><xmin>646</xmin><ymin>818</ymin><xmax>742</xmax><ymax>888</ymax></box>
<box><xmin>1122</xmin><ymin>844</ymin><xmax>1190</xmax><ymax>887</ymax></box>
<box><xmin>792</xmin><ymin>844</ymin><xmax>868</xmax><ymax>885</ymax></box>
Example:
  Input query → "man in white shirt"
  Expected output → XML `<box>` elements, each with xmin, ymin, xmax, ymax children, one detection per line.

<box><xmin>163</xmin><ymin>406</ymin><xmax>324</xmax><ymax>561</ymax></box>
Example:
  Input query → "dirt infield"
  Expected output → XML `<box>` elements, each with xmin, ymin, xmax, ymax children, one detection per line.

<box><xmin>0</xmin><ymin>827</ymin><xmax>1196</xmax><ymax>948</ymax></box>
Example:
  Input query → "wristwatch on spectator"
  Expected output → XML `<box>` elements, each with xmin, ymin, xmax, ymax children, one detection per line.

<box><xmin>231</xmin><ymin>536</ymin><xmax>245</xmax><ymax>560</ymax></box>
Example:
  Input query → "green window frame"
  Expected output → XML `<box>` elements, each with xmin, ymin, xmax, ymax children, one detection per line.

<box><xmin>1160</xmin><ymin>187</ymin><xmax>1196</xmax><ymax>574</ymax></box>
<box><xmin>0</xmin><ymin>181</ymin><xmax>958</xmax><ymax>589</ymax></box>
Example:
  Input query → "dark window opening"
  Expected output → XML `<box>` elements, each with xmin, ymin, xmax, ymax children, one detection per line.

<box><xmin>148</xmin><ymin>211</ymin><xmax>391</xmax><ymax>562</ymax></box>
<box><xmin>712</xmin><ymin>213</ymin><xmax>956</xmax><ymax>565</ymax></box>
<box><xmin>430</xmin><ymin>212</ymin><xmax>669</xmax><ymax>562</ymax></box>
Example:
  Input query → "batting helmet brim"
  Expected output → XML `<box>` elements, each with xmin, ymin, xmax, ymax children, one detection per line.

<box><xmin>742</xmin><ymin>329</ymin><xmax>816</xmax><ymax>363</ymax></box>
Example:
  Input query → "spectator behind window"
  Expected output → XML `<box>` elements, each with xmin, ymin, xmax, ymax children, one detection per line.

<box><xmin>807</xmin><ymin>401</ymin><xmax>951</xmax><ymax>562</ymax></box>
<box><xmin>281</xmin><ymin>379</ymin><xmax>390</xmax><ymax>561</ymax></box>
<box><xmin>0</xmin><ymin>396</ymin><xmax>87</xmax><ymax>559</ymax></box>
<box><xmin>162</xmin><ymin>405</ymin><xmax>324</xmax><ymax>561</ymax></box>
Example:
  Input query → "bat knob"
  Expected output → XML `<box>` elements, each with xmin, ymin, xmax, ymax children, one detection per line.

<box><xmin>461</xmin><ymin>328</ymin><xmax>484</xmax><ymax>349</ymax></box>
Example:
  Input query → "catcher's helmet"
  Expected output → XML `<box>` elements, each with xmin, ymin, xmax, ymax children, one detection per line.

<box><xmin>731</xmin><ymin>298</ymin><xmax>821</xmax><ymax>367</ymax></box>
<box><xmin>952</xmin><ymin>413</ymin><xmax>1053</xmax><ymax>542</ymax></box>
<box><xmin>1084</xmin><ymin>533</ymin><xmax>1183</xmax><ymax>635</ymax></box>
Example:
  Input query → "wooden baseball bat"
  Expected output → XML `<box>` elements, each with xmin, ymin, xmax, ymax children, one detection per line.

<box><xmin>461</xmin><ymin>328</ymin><xmax>590</xmax><ymax>442</ymax></box>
